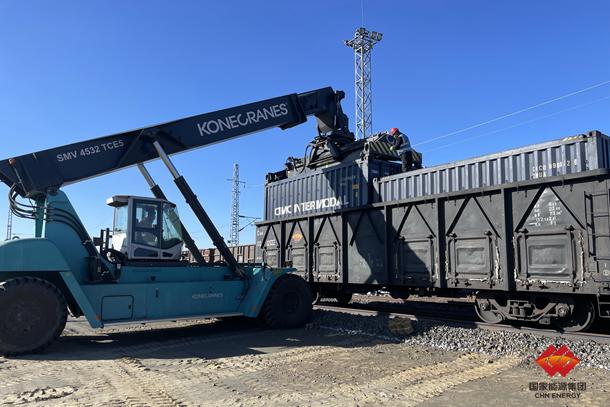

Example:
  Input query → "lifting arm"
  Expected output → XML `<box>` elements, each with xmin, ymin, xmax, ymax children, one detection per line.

<box><xmin>137</xmin><ymin>163</ymin><xmax>207</xmax><ymax>265</ymax></box>
<box><xmin>0</xmin><ymin>87</ymin><xmax>350</xmax><ymax>198</ymax></box>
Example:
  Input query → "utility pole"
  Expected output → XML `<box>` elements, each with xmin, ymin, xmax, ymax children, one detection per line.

<box><xmin>228</xmin><ymin>164</ymin><xmax>245</xmax><ymax>246</ymax></box>
<box><xmin>5</xmin><ymin>207</ymin><xmax>12</xmax><ymax>240</ymax></box>
<box><xmin>344</xmin><ymin>27</ymin><xmax>383</xmax><ymax>140</ymax></box>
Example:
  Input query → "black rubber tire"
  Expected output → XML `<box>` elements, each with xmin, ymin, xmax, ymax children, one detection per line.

<box><xmin>0</xmin><ymin>277</ymin><xmax>68</xmax><ymax>356</ymax></box>
<box><xmin>335</xmin><ymin>292</ymin><xmax>353</xmax><ymax>306</ymax></box>
<box><xmin>262</xmin><ymin>274</ymin><xmax>313</xmax><ymax>329</ymax></box>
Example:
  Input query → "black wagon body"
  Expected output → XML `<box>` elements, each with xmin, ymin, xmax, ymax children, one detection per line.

<box><xmin>256</xmin><ymin>131</ymin><xmax>610</xmax><ymax>330</ymax></box>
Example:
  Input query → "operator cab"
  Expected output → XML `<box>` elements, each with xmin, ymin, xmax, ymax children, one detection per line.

<box><xmin>106</xmin><ymin>195</ymin><xmax>184</xmax><ymax>261</ymax></box>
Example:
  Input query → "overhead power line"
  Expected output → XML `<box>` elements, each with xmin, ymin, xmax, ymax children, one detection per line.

<box><xmin>421</xmin><ymin>94</ymin><xmax>610</xmax><ymax>153</ymax></box>
<box><xmin>414</xmin><ymin>79</ymin><xmax>610</xmax><ymax>147</ymax></box>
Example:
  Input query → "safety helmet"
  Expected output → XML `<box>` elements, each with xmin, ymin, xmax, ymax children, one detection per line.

<box><xmin>390</xmin><ymin>127</ymin><xmax>399</xmax><ymax>135</ymax></box>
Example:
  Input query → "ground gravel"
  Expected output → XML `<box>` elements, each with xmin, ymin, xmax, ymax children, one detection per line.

<box><xmin>309</xmin><ymin>309</ymin><xmax>610</xmax><ymax>370</ymax></box>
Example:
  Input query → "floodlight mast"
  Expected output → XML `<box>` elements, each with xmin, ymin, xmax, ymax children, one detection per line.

<box><xmin>228</xmin><ymin>163</ymin><xmax>244</xmax><ymax>246</ymax></box>
<box><xmin>344</xmin><ymin>27</ymin><xmax>383</xmax><ymax>140</ymax></box>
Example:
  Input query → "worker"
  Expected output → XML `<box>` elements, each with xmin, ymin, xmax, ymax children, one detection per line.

<box><xmin>136</xmin><ymin>206</ymin><xmax>159</xmax><ymax>246</ymax></box>
<box><xmin>138</xmin><ymin>206</ymin><xmax>157</xmax><ymax>229</ymax></box>
<box><xmin>389</xmin><ymin>127</ymin><xmax>413</xmax><ymax>171</ymax></box>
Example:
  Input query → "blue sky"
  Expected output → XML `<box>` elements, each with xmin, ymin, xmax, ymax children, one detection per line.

<box><xmin>1</xmin><ymin>1</ymin><xmax>609</xmax><ymax>247</ymax></box>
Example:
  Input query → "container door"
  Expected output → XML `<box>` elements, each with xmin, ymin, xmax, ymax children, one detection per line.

<box><xmin>312</xmin><ymin>215</ymin><xmax>342</xmax><ymax>283</ymax></box>
<box><xmin>391</xmin><ymin>204</ymin><xmax>437</xmax><ymax>287</ymax></box>
<box><xmin>515</xmin><ymin>230</ymin><xmax>576</xmax><ymax>283</ymax></box>
<box><xmin>514</xmin><ymin>187</ymin><xmax>585</xmax><ymax>287</ymax></box>
<box><xmin>445</xmin><ymin>195</ymin><xmax>502</xmax><ymax>288</ymax></box>
<box><xmin>346</xmin><ymin>209</ymin><xmax>387</xmax><ymax>285</ymax></box>
<box><xmin>255</xmin><ymin>223</ymin><xmax>282</xmax><ymax>267</ymax></box>
<box><xmin>285</xmin><ymin>220</ymin><xmax>309</xmax><ymax>280</ymax></box>
<box><xmin>447</xmin><ymin>233</ymin><xmax>496</xmax><ymax>285</ymax></box>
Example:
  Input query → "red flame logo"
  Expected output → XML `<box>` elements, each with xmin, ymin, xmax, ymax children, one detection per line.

<box><xmin>536</xmin><ymin>345</ymin><xmax>580</xmax><ymax>377</ymax></box>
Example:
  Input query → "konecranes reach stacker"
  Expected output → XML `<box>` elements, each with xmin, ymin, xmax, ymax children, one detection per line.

<box><xmin>0</xmin><ymin>87</ymin><xmax>353</xmax><ymax>355</ymax></box>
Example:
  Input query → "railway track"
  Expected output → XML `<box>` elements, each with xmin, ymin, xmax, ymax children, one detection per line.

<box><xmin>315</xmin><ymin>298</ymin><xmax>610</xmax><ymax>345</ymax></box>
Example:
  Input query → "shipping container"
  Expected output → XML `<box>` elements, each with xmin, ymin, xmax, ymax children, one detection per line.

<box><xmin>264</xmin><ymin>131</ymin><xmax>610</xmax><ymax>221</ymax></box>
<box><xmin>376</xmin><ymin>131</ymin><xmax>610</xmax><ymax>201</ymax></box>
<box><xmin>265</xmin><ymin>159</ymin><xmax>400</xmax><ymax>221</ymax></box>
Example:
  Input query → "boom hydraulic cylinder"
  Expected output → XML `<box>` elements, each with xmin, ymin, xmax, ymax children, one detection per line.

<box><xmin>136</xmin><ymin>163</ymin><xmax>206</xmax><ymax>265</ymax></box>
<box><xmin>151</xmin><ymin>141</ymin><xmax>242</xmax><ymax>276</ymax></box>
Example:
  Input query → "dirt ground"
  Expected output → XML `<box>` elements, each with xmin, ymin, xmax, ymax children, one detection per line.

<box><xmin>0</xmin><ymin>311</ymin><xmax>608</xmax><ymax>406</ymax></box>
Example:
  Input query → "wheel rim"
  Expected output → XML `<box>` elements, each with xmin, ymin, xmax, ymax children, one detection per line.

<box><xmin>555</xmin><ymin>299</ymin><xmax>595</xmax><ymax>332</ymax></box>
<box><xmin>475</xmin><ymin>300</ymin><xmax>503</xmax><ymax>324</ymax></box>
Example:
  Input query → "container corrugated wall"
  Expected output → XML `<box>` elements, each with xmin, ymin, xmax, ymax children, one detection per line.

<box><xmin>376</xmin><ymin>131</ymin><xmax>609</xmax><ymax>202</ymax></box>
<box><xmin>264</xmin><ymin>160</ymin><xmax>400</xmax><ymax>220</ymax></box>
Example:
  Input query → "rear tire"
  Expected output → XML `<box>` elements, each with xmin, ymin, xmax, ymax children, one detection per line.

<box><xmin>262</xmin><ymin>274</ymin><xmax>312</xmax><ymax>329</ymax></box>
<box><xmin>0</xmin><ymin>277</ymin><xmax>68</xmax><ymax>356</ymax></box>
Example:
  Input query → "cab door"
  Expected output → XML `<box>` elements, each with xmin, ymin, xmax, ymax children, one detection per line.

<box><xmin>130</xmin><ymin>200</ymin><xmax>162</xmax><ymax>259</ymax></box>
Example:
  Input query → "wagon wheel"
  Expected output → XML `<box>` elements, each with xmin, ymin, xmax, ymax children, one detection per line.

<box><xmin>0</xmin><ymin>277</ymin><xmax>68</xmax><ymax>356</ymax></box>
<box><xmin>474</xmin><ymin>298</ymin><xmax>503</xmax><ymax>324</ymax></box>
<box><xmin>554</xmin><ymin>298</ymin><xmax>596</xmax><ymax>332</ymax></box>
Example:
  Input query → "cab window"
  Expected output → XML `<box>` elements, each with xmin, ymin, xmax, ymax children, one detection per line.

<box><xmin>162</xmin><ymin>204</ymin><xmax>183</xmax><ymax>249</ymax></box>
<box><xmin>133</xmin><ymin>202</ymin><xmax>159</xmax><ymax>248</ymax></box>
<box><xmin>113</xmin><ymin>205</ymin><xmax>128</xmax><ymax>234</ymax></box>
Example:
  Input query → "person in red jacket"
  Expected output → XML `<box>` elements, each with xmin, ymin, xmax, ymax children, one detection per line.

<box><xmin>389</xmin><ymin>127</ymin><xmax>413</xmax><ymax>171</ymax></box>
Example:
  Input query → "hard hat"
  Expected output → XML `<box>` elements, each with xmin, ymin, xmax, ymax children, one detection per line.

<box><xmin>390</xmin><ymin>127</ymin><xmax>399</xmax><ymax>135</ymax></box>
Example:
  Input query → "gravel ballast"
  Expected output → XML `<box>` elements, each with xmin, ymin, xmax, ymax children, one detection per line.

<box><xmin>310</xmin><ymin>309</ymin><xmax>610</xmax><ymax>370</ymax></box>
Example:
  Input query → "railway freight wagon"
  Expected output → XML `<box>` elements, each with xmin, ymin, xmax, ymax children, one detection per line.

<box><xmin>256</xmin><ymin>130</ymin><xmax>610</xmax><ymax>331</ymax></box>
<box><xmin>182</xmin><ymin>244</ymin><xmax>256</xmax><ymax>264</ymax></box>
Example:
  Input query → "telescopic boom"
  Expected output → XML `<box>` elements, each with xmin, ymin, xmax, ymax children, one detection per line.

<box><xmin>0</xmin><ymin>87</ymin><xmax>350</xmax><ymax>197</ymax></box>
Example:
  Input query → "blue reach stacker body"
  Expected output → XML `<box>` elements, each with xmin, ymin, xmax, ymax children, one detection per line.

<box><xmin>0</xmin><ymin>87</ymin><xmax>354</xmax><ymax>355</ymax></box>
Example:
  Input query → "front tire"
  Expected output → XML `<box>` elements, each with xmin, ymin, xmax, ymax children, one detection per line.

<box><xmin>262</xmin><ymin>274</ymin><xmax>312</xmax><ymax>329</ymax></box>
<box><xmin>0</xmin><ymin>277</ymin><xmax>68</xmax><ymax>356</ymax></box>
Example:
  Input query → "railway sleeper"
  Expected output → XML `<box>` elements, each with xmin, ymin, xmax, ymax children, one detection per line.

<box><xmin>475</xmin><ymin>292</ymin><xmax>596</xmax><ymax>332</ymax></box>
